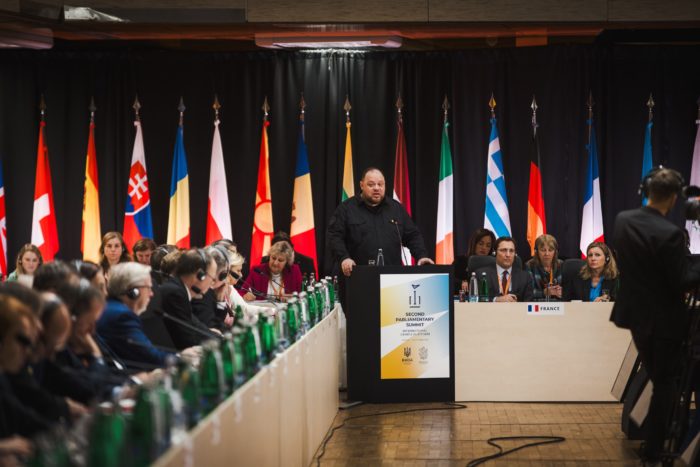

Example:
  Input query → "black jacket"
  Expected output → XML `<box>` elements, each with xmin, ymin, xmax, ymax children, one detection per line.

<box><xmin>611</xmin><ymin>206</ymin><xmax>700</xmax><ymax>338</ymax></box>
<box><xmin>158</xmin><ymin>277</ymin><xmax>212</xmax><ymax>349</ymax></box>
<box><xmin>6</xmin><ymin>366</ymin><xmax>70</xmax><ymax>423</ymax></box>
<box><xmin>327</xmin><ymin>194</ymin><xmax>429</xmax><ymax>269</ymax></box>
<box><xmin>475</xmin><ymin>264</ymin><xmax>534</xmax><ymax>302</ymax></box>
<box><xmin>562</xmin><ymin>275</ymin><xmax>618</xmax><ymax>302</ymax></box>
<box><xmin>452</xmin><ymin>254</ymin><xmax>470</xmax><ymax>294</ymax></box>
<box><xmin>191</xmin><ymin>289</ymin><xmax>226</xmax><ymax>332</ymax></box>
<box><xmin>0</xmin><ymin>372</ymin><xmax>52</xmax><ymax>438</ymax></box>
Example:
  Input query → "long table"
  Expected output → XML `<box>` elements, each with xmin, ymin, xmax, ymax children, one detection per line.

<box><xmin>153</xmin><ymin>306</ymin><xmax>341</xmax><ymax>467</ymax></box>
<box><xmin>454</xmin><ymin>302</ymin><xmax>631</xmax><ymax>402</ymax></box>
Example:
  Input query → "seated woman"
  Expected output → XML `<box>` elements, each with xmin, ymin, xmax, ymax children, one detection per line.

<box><xmin>242</xmin><ymin>241</ymin><xmax>302</xmax><ymax>301</ymax></box>
<box><xmin>452</xmin><ymin>228</ymin><xmax>496</xmax><ymax>294</ymax></box>
<box><xmin>224</xmin><ymin>250</ymin><xmax>275</xmax><ymax>320</ymax></box>
<box><xmin>99</xmin><ymin>231</ymin><xmax>132</xmax><ymax>276</ymax></box>
<box><xmin>6</xmin><ymin>244</ymin><xmax>43</xmax><ymax>284</ymax></box>
<box><xmin>563</xmin><ymin>242</ymin><xmax>619</xmax><ymax>302</ymax></box>
<box><xmin>192</xmin><ymin>246</ymin><xmax>232</xmax><ymax>332</ymax></box>
<box><xmin>525</xmin><ymin>234</ymin><xmax>564</xmax><ymax>301</ymax></box>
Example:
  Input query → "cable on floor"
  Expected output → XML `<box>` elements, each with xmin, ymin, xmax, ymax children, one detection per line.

<box><xmin>315</xmin><ymin>401</ymin><xmax>468</xmax><ymax>466</ymax></box>
<box><xmin>466</xmin><ymin>435</ymin><xmax>566</xmax><ymax>466</ymax></box>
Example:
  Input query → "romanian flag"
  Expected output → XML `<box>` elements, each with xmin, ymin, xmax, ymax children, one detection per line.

<box><xmin>31</xmin><ymin>120</ymin><xmax>59</xmax><ymax>260</ymax></box>
<box><xmin>250</xmin><ymin>115</ymin><xmax>273</xmax><ymax>267</ymax></box>
<box><xmin>526</xmin><ymin>111</ymin><xmax>546</xmax><ymax>255</ymax></box>
<box><xmin>342</xmin><ymin>119</ymin><xmax>354</xmax><ymax>201</ymax></box>
<box><xmin>290</xmin><ymin>117</ymin><xmax>318</xmax><ymax>275</ymax></box>
<box><xmin>123</xmin><ymin>118</ymin><xmax>153</xmax><ymax>251</ymax></box>
<box><xmin>393</xmin><ymin>103</ymin><xmax>412</xmax><ymax>265</ymax></box>
<box><xmin>167</xmin><ymin>123</ymin><xmax>190</xmax><ymax>248</ymax></box>
<box><xmin>435</xmin><ymin>118</ymin><xmax>454</xmax><ymax>265</ymax></box>
<box><xmin>0</xmin><ymin>159</ymin><xmax>7</xmax><ymax>278</ymax></box>
<box><xmin>81</xmin><ymin>120</ymin><xmax>101</xmax><ymax>263</ymax></box>
<box><xmin>205</xmin><ymin>115</ymin><xmax>232</xmax><ymax>245</ymax></box>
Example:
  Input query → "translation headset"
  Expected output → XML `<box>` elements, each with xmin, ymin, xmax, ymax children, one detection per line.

<box><xmin>195</xmin><ymin>248</ymin><xmax>208</xmax><ymax>282</ymax></box>
<box><xmin>638</xmin><ymin>165</ymin><xmax>685</xmax><ymax>199</ymax></box>
<box><xmin>124</xmin><ymin>285</ymin><xmax>140</xmax><ymax>300</ymax></box>
<box><xmin>211</xmin><ymin>245</ymin><xmax>231</xmax><ymax>281</ymax></box>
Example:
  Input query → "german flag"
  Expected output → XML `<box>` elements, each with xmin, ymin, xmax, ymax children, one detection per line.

<box><xmin>526</xmin><ymin>98</ymin><xmax>546</xmax><ymax>255</ymax></box>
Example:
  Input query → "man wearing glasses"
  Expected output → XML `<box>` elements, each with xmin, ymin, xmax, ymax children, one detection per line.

<box><xmin>476</xmin><ymin>237</ymin><xmax>533</xmax><ymax>302</ymax></box>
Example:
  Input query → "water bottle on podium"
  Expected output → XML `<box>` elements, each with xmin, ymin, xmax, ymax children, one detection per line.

<box><xmin>468</xmin><ymin>272</ymin><xmax>479</xmax><ymax>303</ymax></box>
<box><xmin>376</xmin><ymin>248</ymin><xmax>385</xmax><ymax>266</ymax></box>
<box><xmin>200</xmin><ymin>339</ymin><xmax>224</xmax><ymax>415</ymax></box>
<box><xmin>479</xmin><ymin>272</ymin><xmax>489</xmax><ymax>302</ymax></box>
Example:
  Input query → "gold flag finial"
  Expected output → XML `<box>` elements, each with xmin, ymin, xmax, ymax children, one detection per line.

<box><xmin>396</xmin><ymin>94</ymin><xmax>404</xmax><ymax>122</ymax></box>
<box><xmin>39</xmin><ymin>94</ymin><xmax>46</xmax><ymax>121</ymax></box>
<box><xmin>344</xmin><ymin>95</ymin><xmax>352</xmax><ymax>122</ymax></box>
<box><xmin>89</xmin><ymin>96</ymin><xmax>96</xmax><ymax>122</ymax></box>
<box><xmin>488</xmin><ymin>93</ymin><xmax>496</xmax><ymax>118</ymax></box>
<box><xmin>299</xmin><ymin>93</ymin><xmax>306</xmax><ymax>122</ymax></box>
<box><xmin>442</xmin><ymin>95</ymin><xmax>450</xmax><ymax>123</ymax></box>
<box><xmin>262</xmin><ymin>96</ymin><xmax>270</xmax><ymax>120</ymax></box>
<box><xmin>133</xmin><ymin>95</ymin><xmax>141</xmax><ymax>121</ymax></box>
<box><xmin>178</xmin><ymin>96</ymin><xmax>185</xmax><ymax>126</ymax></box>
<box><xmin>531</xmin><ymin>95</ymin><xmax>538</xmax><ymax>136</ymax></box>
<box><xmin>213</xmin><ymin>94</ymin><xmax>221</xmax><ymax>121</ymax></box>
<box><xmin>647</xmin><ymin>93</ymin><xmax>655</xmax><ymax>122</ymax></box>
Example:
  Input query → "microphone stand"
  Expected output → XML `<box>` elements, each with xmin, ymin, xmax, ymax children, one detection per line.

<box><xmin>391</xmin><ymin>219</ymin><xmax>409</xmax><ymax>265</ymax></box>
<box><xmin>155</xmin><ymin>309</ymin><xmax>223</xmax><ymax>341</ymax></box>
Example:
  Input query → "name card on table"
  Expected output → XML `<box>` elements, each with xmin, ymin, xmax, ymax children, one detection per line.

<box><xmin>526</xmin><ymin>302</ymin><xmax>565</xmax><ymax>316</ymax></box>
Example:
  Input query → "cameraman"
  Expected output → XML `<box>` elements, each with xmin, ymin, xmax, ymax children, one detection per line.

<box><xmin>611</xmin><ymin>167</ymin><xmax>700</xmax><ymax>464</ymax></box>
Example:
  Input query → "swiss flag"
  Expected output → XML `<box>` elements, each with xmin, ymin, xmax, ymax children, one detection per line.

<box><xmin>31</xmin><ymin>121</ymin><xmax>59</xmax><ymax>260</ymax></box>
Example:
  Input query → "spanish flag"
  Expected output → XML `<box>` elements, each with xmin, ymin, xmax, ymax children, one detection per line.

<box><xmin>81</xmin><ymin>118</ymin><xmax>101</xmax><ymax>262</ymax></box>
<box><xmin>250</xmin><ymin>105</ymin><xmax>273</xmax><ymax>268</ymax></box>
<box><xmin>167</xmin><ymin>119</ymin><xmax>190</xmax><ymax>248</ymax></box>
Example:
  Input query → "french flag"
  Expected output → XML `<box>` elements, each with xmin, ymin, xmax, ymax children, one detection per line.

<box><xmin>123</xmin><ymin>119</ymin><xmax>153</xmax><ymax>251</ymax></box>
<box><xmin>579</xmin><ymin>118</ymin><xmax>604</xmax><ymax>257</ymax></box>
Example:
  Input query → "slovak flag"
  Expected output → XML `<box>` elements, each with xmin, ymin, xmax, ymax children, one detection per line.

<box><xmin>31</xmin><ymin>120</ymin><xmax>59</xmax><ymax>261</ymax></box>
<box><xmin>123</xmin><ymin>119</ymin><xmax>153</xmax><ymax>251</ymax></box>
<box><xmin>0</xmin><ymin>160</ymin><xmax>7</xmax><ymax>278</ymax></box>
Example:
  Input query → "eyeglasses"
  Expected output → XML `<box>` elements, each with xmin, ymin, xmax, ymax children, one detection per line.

<box><xmin>497</xmin><ymin>248</ymin><xmax>516</xmax><ymax>254</ymax></box>
<box><xmin>14</xmin><ymin>333</ymin><xmax>33</xmax><ymax>349</ymax></box>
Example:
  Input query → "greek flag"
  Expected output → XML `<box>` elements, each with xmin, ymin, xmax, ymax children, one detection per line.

<box><xmin>484</xmin><ymin>116</ymin><xmax>512</xmax><ymax>238</ymax></box>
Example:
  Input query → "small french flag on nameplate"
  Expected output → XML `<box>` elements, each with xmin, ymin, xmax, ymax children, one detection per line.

<box><xmin>526</xmin><ymin>303</ymin><xmax>565</xmax><ymax>316</ymax></box>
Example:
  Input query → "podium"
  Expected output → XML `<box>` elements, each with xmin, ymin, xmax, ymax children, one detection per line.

<box><xmin>346</xmin><ymin>265</ymin><xmax>454</xmax><ymax>402</ymax></box>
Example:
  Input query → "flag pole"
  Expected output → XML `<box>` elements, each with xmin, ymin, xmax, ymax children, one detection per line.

<box><xmin>531</xmin><ymin>95</ymin><xmax>539</xmax><ymax>138</ymax></box>
<box><xmin>344</xmin><ymin>95</ymin><xmax>351</xmax><ymax>122</ymax></box>
<box><xmin>262</xmin><ymin>96</ymin><xmax>270</xmax><ymax>122</ymax></box>
<box><xmin>647</xmin><ymin>93</ymin><xmax>655</xmax><ymax>123</ymax></box>
<box><xmin>442</xmin><ymin>95</ymin><xmax>449</xmax><ymax>124</ymax></box>
<box><xmin>396</xmin><ymin>94</ymin><xmax>404</xmax><ymax>123</ymax></box>
<box><xmin>39</xmin><ymin>94</ymin><xmax>46</xmax><ymax>122</ymax></box>
<box><xmin>587</xmin><ymin>91</ymin><xmax>594</xmax><ymax>144</ymax></box>
<box><xmin>133</xmin><ymin>95</ymin><xmax>141</xmax><ymax>122</ymax></box>
<box><xmin>178</xmin><ymin>97</ymin><xmax>185</xmax><ymax>127</ymax></box>
<box><xmin>489</xmin><ymin>92</ymin><xmax>496</xmax><ymax>118</ymax></box>
<box><xmin>299</xmin><ymin>92</ymin><xmax>306</xmax><ymax>139</ymax></box>
<box><xmin>213</xmin><ymin>94</ymin><xmax>221</xmax><ymax>124</ymax></box>
<box><xmin>89</xmin><ymin>96</ymin><xmax>96</xmax><ymax>123</ymax></box>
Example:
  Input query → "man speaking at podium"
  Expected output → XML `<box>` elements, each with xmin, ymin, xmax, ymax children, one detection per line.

<box><xmin>327</xmin><ymin>167</ymin><xmax>433</xmax><ymax>277</ymax></box>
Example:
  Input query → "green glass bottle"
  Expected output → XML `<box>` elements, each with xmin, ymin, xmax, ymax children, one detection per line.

<box><xmin>273</xmin><ymin>305</ymin><xmax>289</xmax><ymax>350</ymax></box>
<box><xmin>130</xmin><ymin>384</ymin><xmax>157</xmax><ymax>467</ymax></box>
<box><xmin>199</xmin><ymin>339</ymin><xmax>225</xmax><ymax>415</ymax></box>
<box><xmin>221</xmin><ymin>333</ymin><xmax>236</xmax><ymax>395</ymax></box>
<box><xmin>298</xmin><ymin>291</ymin><xmax>309</xmax><ymax>333</ymax></box>
<box><xmin>326</xmin><ymin>276</ymin><xmax>336</xmax><ymax>306</ymax></box>
<box><xmin>307</xmin><ymin>286</ymin><xmax>318</xmax><ymax>326</ymax></box>
<box><xmin>88</xmin><ymin>402</ymin><xmax>127</xmax><ymax>467</ymax></box>
<box><xmin>243</xmin><ymin>323</ymin><xmax>260</xmax><ymax>377</ymax></box>
<box><xmin>177</xmin><ymin>360</ymin><xmax>202</xmax><ymax>429</ymax></box>
<box><xmin>333</xmin><ymin>276</ymin><xmax>339</xmax><ymax>305</ymax></box>
<box><xmin>479</xmin><ymin>272</ymin><xmax>489</xmax><ymax>302</ymax></box>
<box><xmin>232</xmin><ymin>328</ymin><xmax>247</xmax><ymax>386</ymax></box>
<box><xmin>259</xmin><ymin>314</ymin><xmax>276</xmax><ymax>363</ymax></box>
<box><xmin>287</xmin><ymin>297</ymin><xmax>299</xmax><ymax>343</ymax></box>
<box><xmin>314</xmin><ymin>283</ymin><xmax>325</xmax><ymax>320</ymax></box>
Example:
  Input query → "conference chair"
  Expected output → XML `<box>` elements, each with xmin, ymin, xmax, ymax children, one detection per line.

<box><xmin>467</xmin><ymin>255</ymin><xmax>496</xmax><ymax>273</ymax></box>
<box><xmin>562</xmin><ymin>258</ymin><xmax>586</xmax><ymax>291</ymax></box>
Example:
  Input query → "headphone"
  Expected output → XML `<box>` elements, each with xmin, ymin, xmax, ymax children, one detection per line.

<box><xmin>124</xmin><ymin>286</ymin><xmax>140</xmax><ymax>300</ymax></box>
<box><xmin>211</xmin><ymin>245</ymin><xmax>231</xmax><ymax>281</ymax></box>
<box><xmin>638</xmin><ymin>165</ymin><xmax>685</xmax><ymax>198</ymax></box>
<box><xmin>195</xmin><ymin>248</ymin><xmax>208</xmax><ymax>282</ymax></box>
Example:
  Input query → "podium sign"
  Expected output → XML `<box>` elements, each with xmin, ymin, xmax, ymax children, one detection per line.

<box><xmin>380</xmin><ymin>273</ymin><xmax>451</xmax><ymax>379</ymax></box>
<box><xmin>346</xmin><ymin>265</ymin><xmax>454</xmax><ymax>402</ymax></box>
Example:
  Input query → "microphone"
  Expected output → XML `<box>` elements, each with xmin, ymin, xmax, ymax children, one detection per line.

<box><xmin>390</xmin><ymin>219</ymin><xmax>408</xmax><ymax>265</ymax></box>
<box><xmin>229</xmin><ymin>270</ymin><xmax>241</xmax><ymax>280</ymax></box>
<box><xmin>252</xmin><ymin>266</ymin><xmax>285</xmax><ymax>291</ymax></box>
<box><xmin>126</xmin><ymin>338</ymin><xmax>177</xmax><ymax>354</ymax></box>
<box><xmin>237</xmin><ymin>282</ymin><xmax>282</xmax><ymax>303</ymax></box>
<box><xmin>153</xmin><ymin>308</ymin><xmax>223</xmax><ymax>341</ymax></box>
<box><xmin>191</xmin><ymin>285</ymin><xmax>203</xmax><ymax>295</ymax></box>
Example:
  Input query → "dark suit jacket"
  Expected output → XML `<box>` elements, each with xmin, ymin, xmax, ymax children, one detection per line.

<box><xmin>191</xmin><ymin>289</ymin><xmax>226</xmax><ymax>332</ymax></box>
<box><xmin>97</xmin><ymin>298</ymin><xmax>175</xmax><ymax>368</ymax></box>
<box><xmin>157</xmin><ymin>276</ymin><xmax>212</xmax><ymax>350</ymax></box>
<box><xmin>6</xmin><ymin>366</ymin><xmax>70</xmax><ymax>423</ymax></box>
<box><xmin>562</xmin><ymin>275</ymin><xmax>618</xmax><ymax>302</ymax></box>
<box><xmin>452</xmin><ymin>254</ymin><xmax>470</xmax><ymax>294</ymax></box>
<box><xmin>611</xmin><ymin>206</ymin><xmax>700</xmax><ymax>338</ymax></box>
<box><xmin>242</xmin><ymin>262</ymin><xmax>303</xmax><ymax>299</ymax></box>
<box><xmin>475</xmin><ymin>264</ymin><xmax>533</xmax><ymax>302</ymax></box>
<box><xmin>0</xmin><ymin>372</ymin><xmax>52</xmax><ymax>438</ymax></box>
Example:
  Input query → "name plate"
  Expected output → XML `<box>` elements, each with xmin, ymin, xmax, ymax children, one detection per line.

<box><xmin>526</xmin><ymin>302</ymin><xmax>565</xmax><ymax>315</ymax></box>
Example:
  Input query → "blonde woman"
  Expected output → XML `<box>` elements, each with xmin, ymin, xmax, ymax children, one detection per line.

<box><xmin>6</xmin><ymin>244</ymin><xmax>43</xmax><ymax>282</ymax></box>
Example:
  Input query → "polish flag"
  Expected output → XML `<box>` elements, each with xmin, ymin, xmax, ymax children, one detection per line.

<box><xmin>205</xmin><ymin>117</ymin><xmax>232</xmax><ymax>245</ymax></box>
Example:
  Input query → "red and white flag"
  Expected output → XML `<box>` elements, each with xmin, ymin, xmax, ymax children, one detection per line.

<box><xmin>393</xmin><ymin>101</ymin><xmax>413</xmax><ymax>264</ymax></box>
<box><xmin>205</xmin><ymin>115</ymin><xmax>232</xmax><ymax>245</ymax></box>
<box><xmin>250</xmin><ymin>110</ymin><xmax>273</xmax><ymax>267</ymax></box>
<box><xmin>31</xmin><ymin>120</ymin><xmax>59</xmax><ymax>260</ymax></box>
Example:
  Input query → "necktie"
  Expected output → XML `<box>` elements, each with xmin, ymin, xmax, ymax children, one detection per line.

<box><xmin>501</xmin><ymin>270</ymin><xmax>509</xmax><ymax>295</ymax></box>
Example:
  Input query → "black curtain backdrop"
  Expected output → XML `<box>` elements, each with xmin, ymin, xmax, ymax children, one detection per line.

<box><xmin>0</xmin><ymin>43</ymin><xmax>699</xmax><ymax>274</ymax></box>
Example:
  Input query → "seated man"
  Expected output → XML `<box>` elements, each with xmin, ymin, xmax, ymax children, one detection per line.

<box><xmin>157</xmin><ymin>249</ymin><xmax>219</xmax><ymax>349</ymax></box>
<box><xmin>475</xmin><ymin>237</ymin><xmax>533</xmax><ymax>302</ymax></box>
<box><xmin>97</xmin><ymin>262</ymin><xmax>187</xmax><ymax>368</ymax></box>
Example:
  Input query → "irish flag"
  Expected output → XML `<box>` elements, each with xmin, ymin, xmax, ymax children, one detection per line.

<box><xmin>435</xmin><ymin>119</ymin><xmax>454</xmax><ymax>264</ymax></box>
<box><xmin>290</xmin><ymin>117</ymin><xmax>318</xmax><ymax>274</ymax></box>
<box><xmin>205</xmin><ymin>113</ymin><xmax>232</xmax><ymax>245</ymax></box>
<box><xmin>81</xmin><ymin>118</ymin><xmax>101</xmax><ymax>262</ymax></box>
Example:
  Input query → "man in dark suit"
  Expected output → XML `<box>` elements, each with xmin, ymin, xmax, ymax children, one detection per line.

<box><xmin>612</xmin><ymin>167</ymin><xmax>700</xmax><ymax>464</ymax></box>
<box><xmin>157</xmin><ymin>249</ymin><xmax>220</xmax><ymax>350</ymax></box>
<box><xmin>476</xmin><ymin>237</ymin><xmax>533</xmax><ymax>302</ymax></box>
